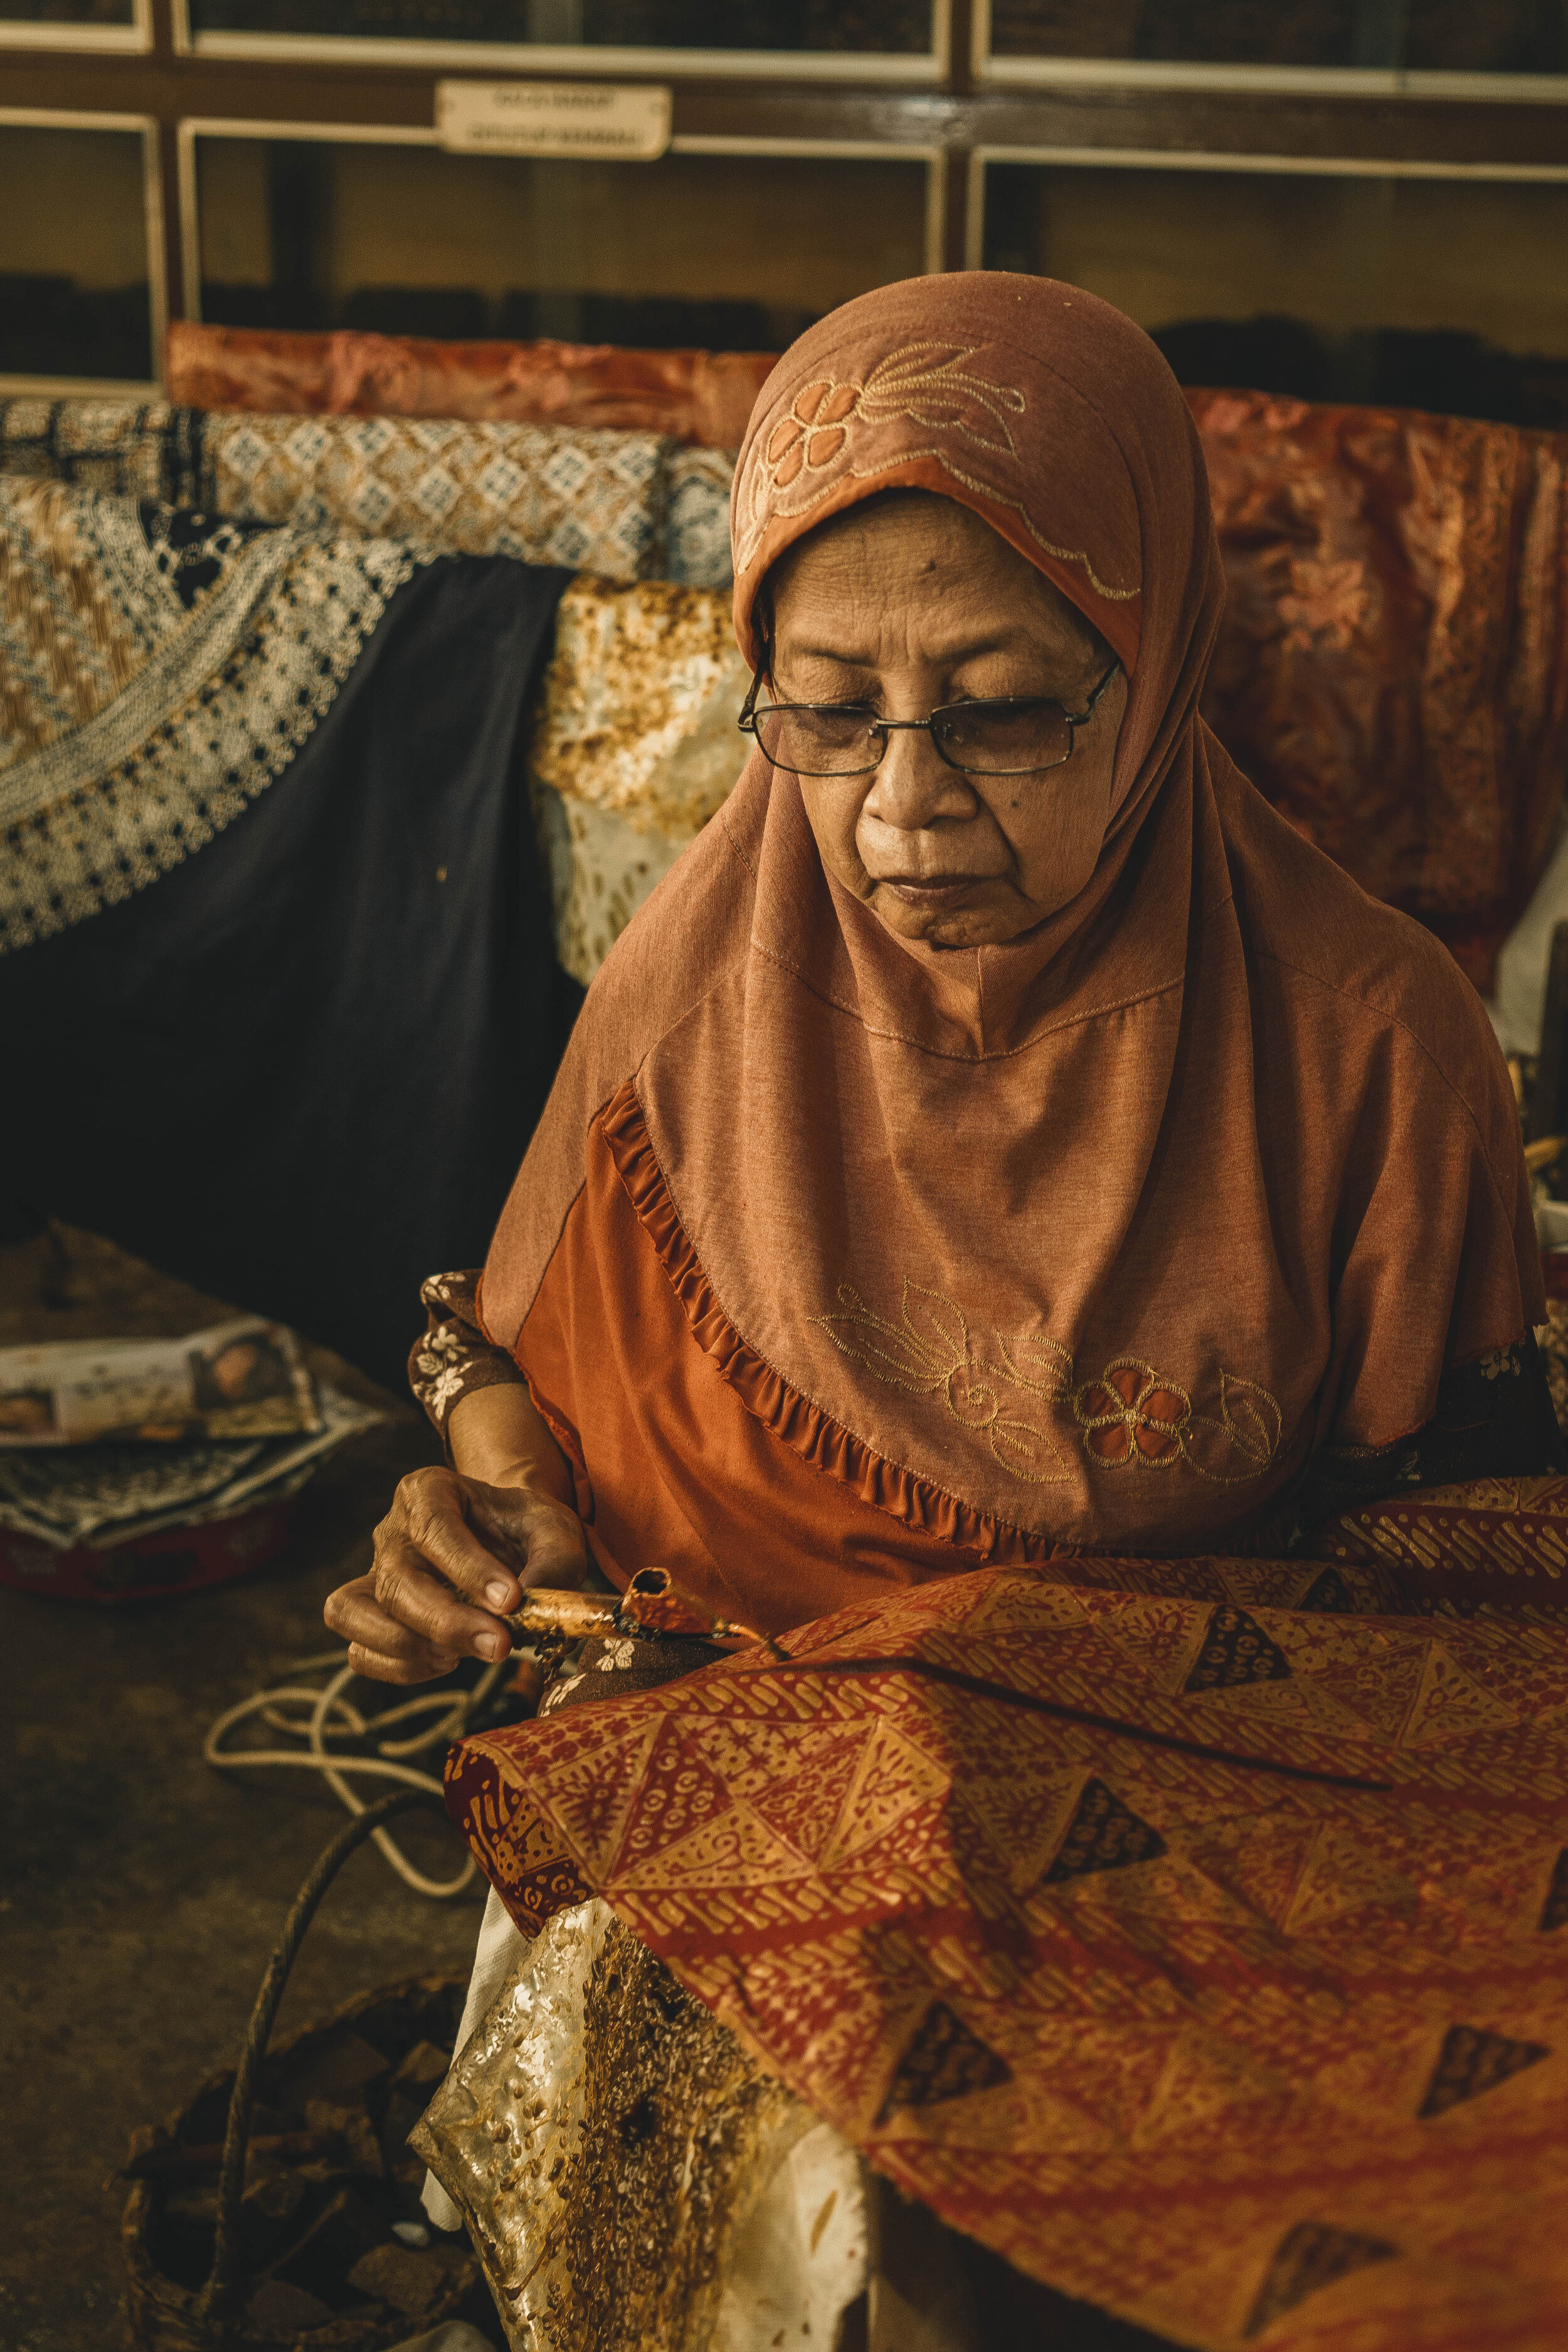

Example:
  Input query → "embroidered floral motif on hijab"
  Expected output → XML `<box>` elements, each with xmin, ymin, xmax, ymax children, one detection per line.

<box><xmin>735</xmin><ymin>340</ymin><xmax>1140</xmax><ymax>606</ymax></box>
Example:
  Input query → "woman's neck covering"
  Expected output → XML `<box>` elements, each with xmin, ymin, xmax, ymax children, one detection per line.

<box><xmin>482</xmin><ymin>273</ymin><xmax>1539</xmax><ymax>1571</ymax></box>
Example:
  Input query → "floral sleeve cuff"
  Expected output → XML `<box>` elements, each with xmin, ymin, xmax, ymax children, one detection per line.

<box><xmin>408</xmin><ymin>1269</ymin><xmax>527</xmax><ymax>1446</ymax></box>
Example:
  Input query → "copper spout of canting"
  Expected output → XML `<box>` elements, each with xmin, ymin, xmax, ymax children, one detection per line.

<box><xmin>500</xmin><ymin>1589</ymin><xmax>621</xmax><ymax>1641</ymax></box>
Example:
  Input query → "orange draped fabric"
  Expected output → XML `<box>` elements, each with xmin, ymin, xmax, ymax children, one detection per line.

<box><xmin>1191</xmin><ymin>389</ymin><xmax>1568</xmax><ymax>995</ymax></box>
<box><xmin>164</xmin><ymin>322</ymin><xmax>775</xmax><ymax>448</ymax></box>
<box><xmin>448</xmin><ymin>1562</ymin><xmax>1568</xmax><ymax>2352</ymax></box>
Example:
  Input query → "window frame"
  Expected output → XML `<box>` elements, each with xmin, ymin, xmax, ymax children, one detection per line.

<box><xmin>169</xmin><ymin>0</ymin><xmax>950</xmax><ymax>84</ymax></box>
<box><xmin>0</xmin><ymin>103</ymin><xmax>166</xmax><ymax>395</ymax></box>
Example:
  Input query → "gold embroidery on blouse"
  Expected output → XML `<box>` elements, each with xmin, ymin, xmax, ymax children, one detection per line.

<box><xmin>812</xmin><ymin>1279</ymin><xmax>1282</xmax><ymax>1488</ymax></box>
<box><xmin>736</xmin><ymin>342</ymin><xmax>1138</xmax><ymax>604</ymax></box>
<box><xmin>1070</xmin><ymin>1359</ymin><xmax>1282</xmax><ymax>1484</ymax></box>
<box><xmin>811</xmin><ymin>1278</ymin><xmax>1074</xmax><ymax>1486</ymax></box>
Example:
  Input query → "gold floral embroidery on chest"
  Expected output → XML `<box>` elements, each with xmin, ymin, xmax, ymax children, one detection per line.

<box><xmin>812</xmin><ymin>1277</ymin><xmax>1281</xmax><ymax>1488</ymax></box>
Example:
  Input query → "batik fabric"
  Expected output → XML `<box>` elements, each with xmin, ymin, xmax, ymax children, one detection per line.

<box><xmin>0</xmin><ymin>398</ymin><xmax>682</xmax><ymax>582</ymax></box>
<box><xmin>448</xmin><ymin>1559</ymin><xmax>1568</xmax><ymax>2352</ymax></box>
<box><xmin>527</xmin><ymin>577</ymin><xmax>751</xmax><ymax>985</ymax></box>
<box><xmin>0</xmin><ymin>395</ymin><xmax>206</xmax><ymax>504</ymax></box>
<box><xmin>0</xmin><ymin>480</ymin><xmax>412</xmax><ymax>953</ymax></box>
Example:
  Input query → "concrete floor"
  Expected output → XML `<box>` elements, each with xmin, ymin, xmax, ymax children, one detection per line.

<box><xmin>0</xmin><ymin>1231</ymin><xmax>489</xmax><ymax>2352</ymax></box>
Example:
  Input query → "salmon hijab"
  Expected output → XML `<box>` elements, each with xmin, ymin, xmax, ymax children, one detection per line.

<box><xmin>480</xmin><ymin>274</ymin><xmax>1540</xmax><ymax>1625</ymax></box>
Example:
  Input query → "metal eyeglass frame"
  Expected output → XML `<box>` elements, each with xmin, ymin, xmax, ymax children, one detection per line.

<box><xmin>737</xmin><ymin>652</ymin><xmax>1123</xmax><ymax>779</ymax></box>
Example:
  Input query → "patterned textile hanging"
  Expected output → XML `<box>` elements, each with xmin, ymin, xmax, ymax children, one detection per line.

<box><xmin>0</xmin><ymin>481</ymin><xmax>571</xmax><ymax>1380</ymax></box>
<box><xmin>1193</xmin><ymin>389</ymin><xmax>1568</xmax><ymax>995</ymax></box>
<box><xmin>0</xmin><ymin>398</ymin><xmax>707</xmax><ymax>583</ymax></box>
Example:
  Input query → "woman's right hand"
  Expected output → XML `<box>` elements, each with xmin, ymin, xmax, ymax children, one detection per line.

<box><xmin>322</xmin><ymin>1465</ymin><xmax>588</xmax><ymax>1684</ymax></box>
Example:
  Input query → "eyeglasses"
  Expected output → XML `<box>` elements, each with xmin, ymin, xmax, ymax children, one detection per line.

<box><xmin>738</xmin><ymin>654</ymin><xmax>1121</xmax><ymax>780</ymax></box>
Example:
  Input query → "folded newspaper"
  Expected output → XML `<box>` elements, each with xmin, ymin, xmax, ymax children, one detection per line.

<box><xmin>0</xmin><ymin>1320</ymin><xmax>383</xmax><ymax>1552</ymax></box>
<box><xmin>0</xmin><ymin>1385</ymin><xmax>382</xmax><ymax>1551</ymax></box>
<box><xmin>0</xmin><ymin>1318</ymin><xmax>322</xmax><ymax>1448</ymax></box>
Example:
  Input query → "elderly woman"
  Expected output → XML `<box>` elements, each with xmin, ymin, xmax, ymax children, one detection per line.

<box><xmin>327</xmin><ymin>273</ymin><xmax>1552</xmax><ymax>1678</ymax></box>
<box><xmin>324</xmin><ymin>278</ymin><xmax>1563</xmax><ymax>2348</ymax></box>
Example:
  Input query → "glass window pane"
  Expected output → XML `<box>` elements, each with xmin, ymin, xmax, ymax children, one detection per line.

<box><xmin>987</xmin><ymin>1</ymin><xmax>1568</xmax><ymax>72</ymax></box>
<box><xmin>196</xmin><ymin>139</ymin><xmax>930</xmax><ymax>347</ymax></box>
<box><xmin>0</xmin><ymin>124</ymin><xmax>152</xmax><ymax>381</ymax></box>
<box><xmin>188</xmin><ymin>1</ymin><xmax>931</xmax><ymax>53</ymax></box>
<box><xmin>0</xmin><ymin>3</ymin><xmax>135</xmax><ymax>21</ymax></box>
<box><xmin>983</xmin><ymin>162</ymin><xmax>1568</xmax><ymax>429</ymax></box>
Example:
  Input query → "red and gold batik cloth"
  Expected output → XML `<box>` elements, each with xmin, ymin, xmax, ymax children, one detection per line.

<box><xmin>474</xmin><ymin>273</ymin><xmax>1542</xmax><ymax>1634</ymax></box>
<box><xmin>448</xmin><ymin>1561</ymin><xmax>1568</xmax><ymax>2352</ymax></box>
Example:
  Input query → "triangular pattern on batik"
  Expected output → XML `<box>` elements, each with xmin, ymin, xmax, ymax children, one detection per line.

<box><xmin>1283</xmin><ymin>1823</ymin><xmax>1416</xmax><ymax>1937</ymax></box>
<box><xmin>1000</xmin><ymin>2018</ymin><xmax>1180</xmax><ymax>2153</ymax></box>
<box><xmin>1295</xmin><ymin>1563</ymin><xmax>1361</xmax><ymax>1613</ymax></box>
<box><xmin>815</xmin><ymin>1718</ymin><xmax>951</xmax><ymax>1873</ymax></box>
<box><xmin>1308</xmin><ymin>1640</ymin><xmax>1433</xmax><ymax>1741</ymax></box>
<box><xmin>743</xmin><ymin>1722</ymin><xmax>891</xmax><ymax>1864</ymax></box>
<box><xmin>682</xmin><ymin>1714</ymin><xmax>827</xmax><ymax>1789</ymax></box>
<box><xmin>960</xmin><ymin>1571</ymin><xmax>1094</xmax><ymax>1641</ymax></box>
<box><xmin>1539</xmin><ymin>1847</ymin><xmax>1568</xmax><ymax>1931</ymax></box>
<box><xmin>1173</xmin><ymin>1807</ymin><xmax>1322</xmax><ymax>1931</ymax></box>
<box><xmin>946</xmin><ymin>1761</ymin><xmax>1092</xmax><ymax>1899</ymax></box>
<box><xmin>730</xmin><ymin>1932</ymin><xmax>921</xmax><ymax>2113</ymax></box>
<box><xmin>612</xmin><ymin>1797</ymin><xmax>821</xmax><ymax>1893</ymax></box>
<box><xmin>1079</xmin><ymin>1595</ymin><xmax>1209</xmax><ymax>1691</ymax></box>
<box><xmin>1391</xmin><ymin>1794</ymin><xmax>1558</xmax><ymax>1930</ymax></box>
<box><xmin>1242</xmin><ymin>2220</ymin><xmax>1400</xmax><ymax>2338</ymax></box>
<box><xmin>1212</xmin><ymin>1559</ymin><xmax>1359</xmax><ymax>1615</ymax></box>
<box><xmin>606</xmin><ymin>1715</ymin><xmax>741</xmax><ymax>1878</ymax></box>
<box><xmin>874</xmin><ymin>1998</ymin><xmax>1012</xmax><ymax>2124</ymax></box>
<box><xmin>1401</xmin><ymin>1644</ymin><xmax>1520</xmax><ymax>1747</ymax></box>
<box><xmin>1041</xmin><ymin>1776</ymin><xmax>1167</xmax><ymax>1885</ymax></box>
<box><xmin>1305</xmin><ymin>2008</ymin><xmax>1447</xmax><ymax>2127</ymax></box>
<box><xmin>1130</xmin><ymin>2024</ymin><xmax>1294</xmax><ymax>2152</ymax></box>
<box><xmin>1417</xmin><ymin>2023</ymin><xmax>1552</xmax><ymax>2117</ymax></box>
<box><xmin>524</xmin><ymin>1720</ymin><xmax>663</xmax><ymax>1879</ymax></box>
<box><xmin>1183</xmin><ymin>1604</ymin><xmax>1295</xmax><ymax>1693</ymax></box>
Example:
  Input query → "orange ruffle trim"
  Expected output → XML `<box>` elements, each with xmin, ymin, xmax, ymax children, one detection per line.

<box><xmin>600</xmin><ymin>1079</ymin><xmax>1056</xmax><ymax>1569</ymax></box>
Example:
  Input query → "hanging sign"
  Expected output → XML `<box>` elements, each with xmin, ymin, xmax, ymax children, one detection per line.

<box><xmin>436</xmin><ymin>79</ymin><xmax>672</xmax><ymax>161</ymax></box>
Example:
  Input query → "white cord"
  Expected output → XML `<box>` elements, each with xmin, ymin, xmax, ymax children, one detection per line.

<box><xmin>204</xmin><ymin>1650</ymin><xmax>508</xmax><ymax>1899</ymax></box>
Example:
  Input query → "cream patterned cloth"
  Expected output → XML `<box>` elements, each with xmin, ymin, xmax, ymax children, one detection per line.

<box><xmin>664</xmin><ymin>445</ymin><xmax>736</xmax><ymax>588</ymax></box>
<box><xmin>528</xmin><ymin>577</ymin><xmax>751</xmax><ymax>985</ymax></box>
<box><xmin>0</xmin><ymin>479</ymin><xmax>416</xmax><ymax>953</ymax></box>
<box><xmin>0</xmin><ymin>396</ymin><xmax>203</xmax><ymax>502</ymax></box>
<box><xmin>0</xmin><ymin>397</ymin><xmax>740</xmax><ymax>589</ymax></box>
<box><xmin>206</xmin><ymin>411</ymin><xmax>669</xmax><ymax>577</ymax></box>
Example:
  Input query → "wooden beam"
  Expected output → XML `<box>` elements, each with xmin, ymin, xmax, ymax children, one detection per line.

<box><xmin>3</xmin><ymin>51</ymin><xmax>1565</xmax><ymax>169</ymax></box>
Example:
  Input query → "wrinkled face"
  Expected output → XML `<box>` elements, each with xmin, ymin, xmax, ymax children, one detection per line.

<box><xmin>764</xmin><ymin>490</ymin><xmax>1127</xmax><ymax>949</ymax></box>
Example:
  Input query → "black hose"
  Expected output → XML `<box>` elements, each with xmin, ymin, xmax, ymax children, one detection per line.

<box><xmin>195</xmin><ymin>1787</ymin><xmax>450</xmax><ymax>2340</ymax></box>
